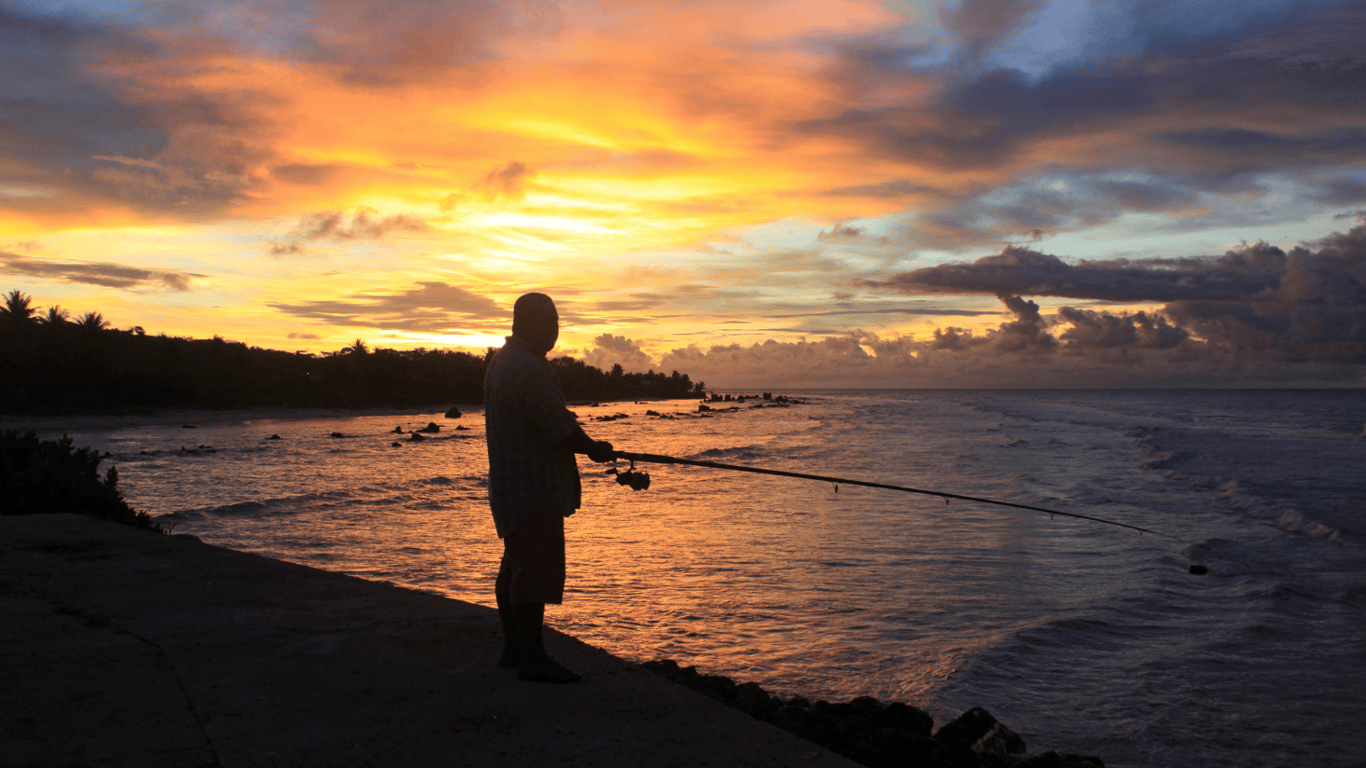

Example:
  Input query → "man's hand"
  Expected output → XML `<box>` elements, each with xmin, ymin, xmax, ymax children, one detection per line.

<box><xmin>587</xmin><ymin>440</ymin><xmax>615</xmax><ymax>463</ymax></box>
<box><xmin>553</xmin><ymin>426</ymin><xmax>615</xmax><ymax>462</ymax></box>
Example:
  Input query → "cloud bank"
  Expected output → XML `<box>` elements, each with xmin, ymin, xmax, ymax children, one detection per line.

<box><xmin>656</xmin><ymin>221</ymin><xmax>1366</xmax><ymax>388</ymax></box>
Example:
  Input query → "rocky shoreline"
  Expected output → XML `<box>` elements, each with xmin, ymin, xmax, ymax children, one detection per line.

<box><xmin>643</xmin><ymin>660</ymin><xmax>1105</xmax><ymax>768</ymax></box>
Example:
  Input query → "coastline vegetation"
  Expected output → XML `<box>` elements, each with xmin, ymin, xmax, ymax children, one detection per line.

<box><xmin>0</xmin><ymin>430</ymin><xmax>161</xmax><ymax>531</ymax></box>
<box><xmin>1</xmin><ymin>290</ymin><xmax>705</xmax><ymax>412</ymax></box>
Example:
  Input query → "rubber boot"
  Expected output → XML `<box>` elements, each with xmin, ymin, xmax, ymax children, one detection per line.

<box><xmin>513</xmin><ymin>602</ymin><xmax>580</xmax><ymax>683</ymax></box>
<box><xmin>494</xmin><ymin>565</ymin><xmax>520</xmax><ymax>668</ymax></box>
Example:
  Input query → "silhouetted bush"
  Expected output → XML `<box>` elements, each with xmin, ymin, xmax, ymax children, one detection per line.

<box><xmin>0</xmin><ymin>430</ymin><xmax>161</xmax><ymax>531</ymax></box>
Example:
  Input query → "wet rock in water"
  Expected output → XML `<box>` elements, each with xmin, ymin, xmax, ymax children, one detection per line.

<box><xmin>974</xmin><ymin>722</ymin><xmax>1028</xmax><ymax>767</ymax></box>
<box><xmin>391</xmin><ymin>441</ymin><xmax>401</xmax><ymax>447</ymax></box>
<box><xmin>445</xmin><ymin>406</ymin><xmax>462</xmax><ymax>418</ymax></box>
<box><xmin>329</xmin><ymin>432</ymin><xmax>345</xmax><ymax>438</ymax></box>
<box><xmin>640</xmin><ymin>659</ymin><xmax>1104</xmax><ymax>768</ymax></box>
<box><xmin>935</xmin><ymin>706</ymin><xmax>999</xmax><ymax>749</ymax></box>
<box><xmin>1016</xmin><ymin>751</ymin><xmax>1105</xmax><ymax>768</ymax></box>
<box><xmin>408</xmin><ymin>432</ymin><xmax>426</xmax><ymax>441</ymax></box>
<box><xmin>416</xmin><ymin>422</ymin><xmax>441</xmax><ymax>433</ymax></box>
<box><xmin>393</xmin><ymin>426</ymin><xmax>404</xmax><ymax>434</ymax></box>
<box><xmin>266</xmin><ymin>434</ymin><xmax>282</xmax><ymax>440</ymax></box>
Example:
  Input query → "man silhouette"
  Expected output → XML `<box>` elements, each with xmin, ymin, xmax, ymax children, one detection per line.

<box><xmin>484</xmin><ymin>293</ymin><xmax>615</xmax><ymax>683</ymax></box>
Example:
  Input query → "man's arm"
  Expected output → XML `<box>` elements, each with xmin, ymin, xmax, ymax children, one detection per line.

<box><xmin>551</xmin><ymin>426</ymin><xmax>615</xmax><ymax>463</ymax></box>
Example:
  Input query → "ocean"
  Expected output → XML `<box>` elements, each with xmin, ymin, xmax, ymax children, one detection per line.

<box><xmin>31</xmin><ymin>389</ymin><xmax>1366</xmax><ymax>767</ymax></box>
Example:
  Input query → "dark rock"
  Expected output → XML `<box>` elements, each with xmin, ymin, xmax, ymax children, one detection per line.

<box><xmin>182</xmin><ymin>424</ymin><xmax>197</xmax><ymax>429</ymax></box>
<box><xmin>1017</xmin><ymin>751</ymin><xmax>1105</xmax><ymax>768</ymax></box>
<box><xmin>974</xmin><ymin>722</ymin><xmax>1027</xmax><ymax>762</ymax></box>
<box><xmin>733</xmin><ymin>682</ymin><xmax>780</xmax><ymax>719</ymax></box>
<box><xmin>639</xmin><ymin>661</ymin><xmax>1099</xmax><ymax>768</ymax></box>
<box><xmin>266</xmin><ymin>434</ymin><xmax>282</xmax><ymax>440</ymax></box>
<box><xmin>393</xmin><ymin>426</ymin><xmax>404</xmax><ymax>433</ymax></box>
<box><xmin>409</xmin><ymin>432</ymin><xmax>426</xmax><ymax>441</ymax></box>
<box><xmin>445</xmin><ymin>406</ymin><xmax>461</xmax><ymax>418</ymax></box>
<box><xmin>935</xmin><ymin>706</ymin><xmax>999</xmax><ymax>749</ymax></box>
<box><xmin>391</xmin><ymin>442</ymin><xmax>401</xmax><ymax>447</ymax></box>
<box><xmin>697</xmin><ymin>673</ymin><xmax>738</xmax><ymax>702</ymax></box>
<box><xmin>329</xmin><ymin>432</ymin><xmax>345</xmax><ymax>438</ymax></box>
<box><xmin>768</xmin><ymin>704</ymin><xmax>815</xmax><ymax>736</ymax></box>
<box><xmin>873</xmin><ymin>701</ymin><xmax>934</xmax><ymax>737</ymax></box>
<box><xmin>417</xmin><ymin>422</ymin><xmax>440</xmax><ymax>433</ymax></box>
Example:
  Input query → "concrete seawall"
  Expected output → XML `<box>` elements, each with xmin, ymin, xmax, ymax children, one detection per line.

<box><xmin>1</xmin><ymin>514</ymin><xmax>856</xmax><ymax>768</ymax></box>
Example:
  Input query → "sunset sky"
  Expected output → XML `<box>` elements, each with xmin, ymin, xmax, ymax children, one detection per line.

<box><xmin>3</xmin><ymin>0</ymin><xmax>1364</xmax><ymax>387</ymax></box>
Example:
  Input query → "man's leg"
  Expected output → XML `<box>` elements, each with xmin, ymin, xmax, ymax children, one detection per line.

<box><xmin>494</xmin><ymin>555</ymin><xmax>520</xmax><ymax>667</ymax></box>
<box><xmin>513</xmin><ymin>602</ymin><xmax>580</xmax><ymax>683</ymax></box>
<box><xmin>502</xmin><ymin>503</ymin><xmax>580</xmax><ymax>683</ymax></box>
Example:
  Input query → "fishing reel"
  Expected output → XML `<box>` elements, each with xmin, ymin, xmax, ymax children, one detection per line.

<box><xmin>607</xmin><ymin>460</ymin><xmax>651</xmax><ymax>491</ymax></box>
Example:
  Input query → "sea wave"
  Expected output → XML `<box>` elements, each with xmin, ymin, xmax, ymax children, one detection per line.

<box><xmin>166</xmin><ymin>489</ymin><xmax>358</xmax><ymax>518</ymax></box>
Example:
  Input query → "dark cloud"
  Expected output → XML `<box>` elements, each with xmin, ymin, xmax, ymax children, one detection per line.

<box><xmin>285</xmin><ymin>0</ymin><xmax>560</xmax><ymax>85</ymax></box>
<box><xmin>941</xmin><ymin>0</ymin><xmax>1046</xmax><ymax>59</ymax></box>
<box><xmin>269</xmin><ymin>207</ymin><xmax>428</xmax><ymax>255</ymax></box>
<box><xmin>0</xmin><ymin>6</ymin><xmax>277</xmax><ymax>220</ymax></box>
<box><xmin>1313</xmin><ymin>179</ymin><xmax>1366</xmax><ymax>206</ymax></box>
<box><xmin>440</xmin><ymin>161</ymin><xmax>532</xmax><ymax>211</ymax></box>
<box><xmin>482</xmin><ymin>161</ymin><xmax>530</xmax><ymax>198</ymax></box>
<box><xmin>766</xmin><ymin>304</ymin><xmax>995</xmax><ymax>318</ymax></box>
<box><xmin>1161</xmin><ymin>127</ymin><xmax>1366</xmax><ymax>166</ymax></box>
<box><xmin>0</xmin><ymin>252</ymin><xmax>199</xmax><ymax>291</ymax></box>
<box><xmin>271</xmin><ymin>164</ymin><xmax>351</xmax><ymax>187</ymax></box>
<box><xmin>868</xmin><ymin>242</ymin><xmax>1288</xmax><ymax>302</ymax></box>
<box><xmin>816</xmin><ymin>224</ymin><xmax>873</xmax><ymax>243</ymax></box>
<box><xmin>804</xmin><ymin>5</ymin><xmax>1366</xmax><ymax>181</ymax></box>
<box><xmin>819</xmin><ymin>180</ymin><xmax>944</xmax><ymax>199</ymax></box>
<box><xmin>869</xmin><ymin>220</ymin><xmax>1366</xmax><ymax>366</ymax></box>
<box><xmin>267</xmin><ymin>281</ymin><xmax>505</xmax><ymax>333</ymax></box>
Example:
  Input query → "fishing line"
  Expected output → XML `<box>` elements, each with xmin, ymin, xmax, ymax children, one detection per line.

<box><xmin>611</xmin><ymin>450</ymin><xmax>1208</xmax><ymax>574</ymax></box>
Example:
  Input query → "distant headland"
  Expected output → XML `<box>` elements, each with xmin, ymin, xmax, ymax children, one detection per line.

<box><xmin>0</xmin><ymin>290</ymin><xmax>705</xmax><ymax>413</ymax></box>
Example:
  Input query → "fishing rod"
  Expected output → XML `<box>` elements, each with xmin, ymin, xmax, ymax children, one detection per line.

<box><xmin>611</xmin><ymin>450</ymin><xmax>1207</xmax><ymax>574</ymax></box>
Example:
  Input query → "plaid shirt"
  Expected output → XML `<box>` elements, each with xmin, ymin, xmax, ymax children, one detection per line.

<box><xmin>484</xmin><ymin>336</ymin><xmax>582</xmax><ymax>538</ymax></box>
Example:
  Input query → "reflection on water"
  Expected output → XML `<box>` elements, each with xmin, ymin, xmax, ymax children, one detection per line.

<box><xmin>37</xmin><ymin>391</ymin><xmax>1366</xmax><ymax>768</ymax></box>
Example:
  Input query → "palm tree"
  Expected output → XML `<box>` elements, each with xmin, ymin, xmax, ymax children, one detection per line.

<box><xmin>1</xmin><ymin>289</ymin><xmax>36</xmax><ymax>326</ymax></box>
<box><xmin>346</xmin><ymin>338</ymin><xmax>369</xmax><ymax>355</ymax></box>
<box><xmin>77</xmin><ymin>311</ymin><xmax>108</xmax><ymax>332</ymax></box>
<box><xmin>39</xmin><ymin>305</ymin><xmax>70</xmax><ymax>326</ymax></box>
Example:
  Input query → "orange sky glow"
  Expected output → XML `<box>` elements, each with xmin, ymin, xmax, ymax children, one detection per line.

<box><xmin>3</xmin><ymin>0</ymin><xmax>1365</xmax><ymax>387</ymax></box>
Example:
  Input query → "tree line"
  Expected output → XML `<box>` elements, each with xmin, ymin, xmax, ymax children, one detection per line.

<box><xmin>0</xmin><ymin>290</ymin><xmax>706</xmax><ymax>412</ymax></box>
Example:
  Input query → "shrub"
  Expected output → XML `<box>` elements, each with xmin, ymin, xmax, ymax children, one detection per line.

<box><xmin>0</xmin><ymin>430</ymin><xmax>161</xmax><ymax>531</ymax></box>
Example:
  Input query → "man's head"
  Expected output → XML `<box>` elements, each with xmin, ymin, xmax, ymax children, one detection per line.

<box><xmin>512</xmin><ymin>293</ymin><xmax>559</xmax><ymax>355</ymax></box>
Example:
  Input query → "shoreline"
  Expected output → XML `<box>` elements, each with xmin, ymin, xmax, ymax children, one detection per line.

<box><xmin>0</xmin><ymin>394</ymin><xmax>710</xmax><ymax>434</ymax></box>
<box><xmin>1</xmin><ymin>513</ymin><xmax>854</xmax><ymax>768</ymax></box>
<box><xmin>0</xmin><ymin>405</ymin><xmax>474</xmax><ymax>433</ymax></box>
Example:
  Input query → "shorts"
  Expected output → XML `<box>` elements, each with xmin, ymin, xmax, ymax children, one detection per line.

<box><xmin>499</xmin><ymin>502</ymin><xmax>567</xmax><ymax>604</ymax></box>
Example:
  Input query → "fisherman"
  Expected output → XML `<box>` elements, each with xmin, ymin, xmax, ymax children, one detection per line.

<box><xmin>484</xmin><ymin>292</ymin><xmax>615</xmax><ymax>683</ymax></box>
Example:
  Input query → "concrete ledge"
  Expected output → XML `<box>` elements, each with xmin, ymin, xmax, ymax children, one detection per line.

<box><xmin>1</xmin><ymin>514</ymin><xmax>856</xmax><ymax>768</ymax></box>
